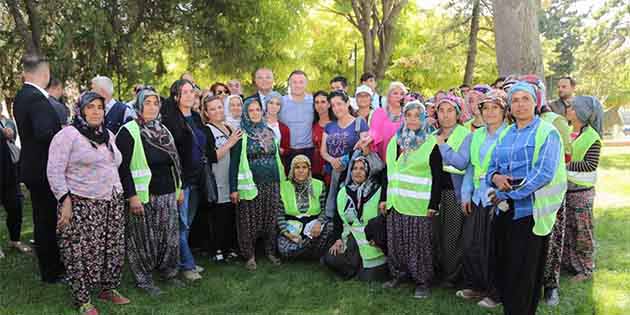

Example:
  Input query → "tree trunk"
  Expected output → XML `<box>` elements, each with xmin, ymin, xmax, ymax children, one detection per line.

<box><xmin>6</xmin><ymin>0</ymin><xmax>40</xmax><ymax>55</ymax></box>
<box><xmin>492</xmin><ymin>0</ymin><xmax>544</xmax><ymax>77</ymax></box>
<box><xmin>463</xmin><ymin>0</ymin><xmax>481</xmax><ymax>85</ymax></box>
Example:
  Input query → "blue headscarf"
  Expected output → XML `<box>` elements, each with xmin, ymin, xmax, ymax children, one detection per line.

<box><xmin>507</xmin><ymin>81</ymin><xmax>537</xmax><ymax>107</ymax></box>
<box><xmin>397</xmin><ymin>100</ymin><xmax>428</xmax><ymax>154</ymax></box>
<box><xmin>572</xmin><ymin>96</ymin><xmax>604</xmax><ymax>137</ymax></box>
<box><xmin>241</xmin><ymin>97</ymin><xmax>276</xmax><ymax>153</ymax></box>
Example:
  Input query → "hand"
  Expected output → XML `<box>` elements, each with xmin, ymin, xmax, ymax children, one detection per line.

<box><xmin>230</xmin><ymin>192</ymin><xmax>240</xmax><ymax>204</ymax></box>
<box><xmin>428</xmin><ymin>209</ymin><xmax>438</xmax><ymax>217</ymax></box>
<box><xmin>129</xmin><ymin>195</ymin><xmax>144</xmax><ymax>216</ymax></box>
<box><xmin>492</xmin><ymin>174</ymin><xmax>512</xmax><ymax>192</ymax></box>
<box><xmin>310</xmin><ymin>221</ymin><xmax>322</xmax><ymax>238</ymax></box>
<box><xmin>57</xmin><ymin>197</ymin><xmax>72</xmax><ymax>228</ymax></box>
<box><xmin>286</xmin><ymin>233</ymin><xmax>302</xmax><ymax>243</ymax></box>
<box><xmin>328</xmin><ymin>239</ymin><xmax>343</xmax><ymax>256</ymax></box>
<box><xmin>228</xmin><ymin>129</ymin><xmax>243</xmax><ymax>147</ymax></box>
<box><xmin>462</xmin><ymin>202</ymin><xmax>472</xmax><ymax>216</ymax></box>
<box><xmin>330</xmin><ymin>158</ymin><xmax>344</xmax><ymax>172</ymax></box>
<box><xmin>177</xmin><ymin>191</ymin><xmax>185</xmax><ymax>206</ymax></box>
<box><xmin>2</xmin><ymin>127</ymin><xmax>14</xmax><ymax>139</ymax></box>
<box><xmin>378</xmin><ymin>201</ymin><xmax>388</xmax><ymax>215</ymax></box>
<box><xmin>488</xmin><ymin>190</ymin><xmax>501</xmax><ymax>205</ymax></box>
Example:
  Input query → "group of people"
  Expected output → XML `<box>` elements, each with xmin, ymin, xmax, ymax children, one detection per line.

<box><xmin>1</xmin><ymin>54</ymin><xmax>604</xmax><ymax>315</ymax></box>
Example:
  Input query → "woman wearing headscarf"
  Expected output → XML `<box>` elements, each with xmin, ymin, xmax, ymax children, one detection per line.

<box><xmin>116</xmin><ymin>89</ymin><xmax>183</xmax><ymax>296</ymax></box>
<box><xmin>458</xmin><ymin>90</ymin><xmax>508</xmax><ymax>308</ymax></box>
<box><xmin>368</xmin><ymin>81</ymin><xmax>407</xmax><ymax>161</ymax></box>
<box><xmin>562</xmin><ymin>95</ymin><xmax>603</xmax><ymax>283</ymax></box>
<box><xmin>323</xmin><ymin>150</ymin><xmax>387</xmax><ymax>281</ymax></box>
<box><xmin>229</xmin><ymin>98</ymin><xmax>285</xmax><ymax>270</ymax></box>
<box><xmin>201</xmin><ymin>95</ymin><xmax>242</xmax><ymax>263</ymax></box>
<box><xmin>433</xmin><ymin>94</ymin><xmax>472</xmax><ymax>287</ymax></box>
<box><xmin>48</xmin><ymin>92</ymin><xmax>129</xmax><ymax>315</ymax></box>
<box><xmin>277</xmin><ymin>155</ymin><xmax>332</xmax><ymax>259</ymax></box>
<box><xmin>224</xmin><ymin>94</ymin><xmax>243</xmax><ymax>130</ymax></box>
<box><xmin>265</xmin><ymin>92</ymin><xmax>291</xmax><ymax>167</ymax></box>
<box><xmin>462</xmin><ymin>84</ymin><xmax>491</xmax><ymax>131</ymax></box>
<box><xmin>381</xmin><ymin>100</ymin><xmax>444</xmax><ymax>298</ymax></box>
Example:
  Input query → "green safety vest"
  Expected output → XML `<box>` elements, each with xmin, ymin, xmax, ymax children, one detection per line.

<box><xmin>385</xmin><ymin>134</ymin><xmax>436</xmax><ymax>216</ymax></box>
<box><xmin>498</xmin><ymin>120</ymin><xmax>567</xmax><ymax>236</ymax></box>
<box><xmin>433</xmin><ymin>124</ymin><xmax>470</xmax><ymax>175</ymax></box>
<box><xmin>541</xmin><ymin>111</ymin><xmax>572</xmax><ymax>156</ymax></box>
<box><xmin>469</xmin><ymin>125</ymin><xmax>510</xmax><ymax>189</ymax></box>
<box><xmin>119</xmin><ymin>120</ymin><xmax>180</xmax><ymax>204</ymax></box>
<box><xmin>568</xmin><ymin>126</ymin><xmax>601</xmax><ymax>187</ymax></box>
<box><xmin>280</xmin><ymin>179</ymin><xmax>324</xmax><ymax>217</ymax></box>
<box><xmin>236</xmin><ymin>134</ymin><xmax>286</xmax><ymax>200</ymax></box>
<box><xmin>336</xmin><ymin>186</ymin><xmax>386</xmax><ymax>268</ymax></box>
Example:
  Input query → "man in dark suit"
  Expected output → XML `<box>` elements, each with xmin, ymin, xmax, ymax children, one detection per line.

<box><xmin>244</xmin><ymin>67</ymin><xmax>275</xmax><ymax>112</ymax></box>
<box><xmin>13</xmin><ymin>55</ymin><xmax>64</xmax><ymax>283</ymax></box>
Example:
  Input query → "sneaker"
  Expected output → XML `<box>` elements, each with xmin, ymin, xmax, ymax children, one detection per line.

<box><xmin>245</xmin><ymin>258</ymin><xmax>257</xmax><ymax>271</ymax></box>
<box><xmin>182</xmin><ymin>270</ymin><xmax>202</xmax><ymax>281</ymax></box>
<box><xmin>414</xmin><ymin>286</ymin><xmax>430</xmax><ymax>299</ymax></box>
<box><xmin>478</xmin><ymin>297</ymin><xmax>500</xmax><ymax>309</ymax></box>
<box><xmin>194</xmin><ymin>265</ymin><xmax>205</xmax><ymax>273</ymax></box>
<box><xmin>79</xmin><ymin>302</ymin><xmax>99</xmax><ymax>315</ymax></box>
<box><xmin>211</xmin><ymin>252</ymin><xmax>225</xmax><ymax>263</ymax></box>
<box><xmin>456</xmin><ymin>289</ymin><xmax>482</xmax><ymax>300</ymax></box>
<box><xmin>140</xmin><ymin>285</ymin><xmax>163</xmax><ymax>297</ymax></box>
<box><xmin>267</xmin><ymin>255</ymin><xmax>281</xmax><ymax>265</ymax></box>
<box><xmin>228</xmin><ymin>251</ymin><xmax>239</xmax><ymax>259</ymax></box>
<box><xmin>382</xmin><ymin>278</ymin><xmax>402</xmax><ymax>289</ymax></box>
<box><xmin>544</xmin><ymin>287</ymin><xmax>559</xmax><ymax>306</ymax></box>
<box><xmin>97</xmin><ymin>289</ymin><xmax>130</xmax><ymax>305</ymax></box>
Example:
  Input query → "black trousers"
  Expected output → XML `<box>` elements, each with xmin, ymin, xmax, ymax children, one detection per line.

<box><xmin>494</xmin><ymin>206</ymin><xmax>549</xmax><ymax>315</ymax></box>
<box><xmin>210</xmin><ymin>202</ymin><xmax>237</xmax><ymax>253</ymax></box>
<box><xmin>27</xmin><ymin>183</ymin><xmax>64</xmax><ymax>282</ymax></box>
<box><xmin>3</xmin><ymin>181</ymin><xmax>23</xmax><ymax>242</ymax></box>
<box><xmin>462</xmin><ymin>202</ymin><xmax>496</xmax><ymax>295</ymax></box>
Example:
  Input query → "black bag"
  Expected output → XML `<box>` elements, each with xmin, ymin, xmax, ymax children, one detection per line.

<box><xmin>202</xmin><ymin>159</ymin><xmax>218</xmax><ymax>204</ymax></box>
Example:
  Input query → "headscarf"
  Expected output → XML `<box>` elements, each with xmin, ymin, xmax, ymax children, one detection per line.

<box><xmin>518</xmin><ymin>74</ymin><xmax>547</xmax><ymax>112</ymax></box>
<box><xmin>224</xmin><ymin>94</ymin><xmax>243</xmax><ymax>128</ymax></box>
<box><xmin>344</xmin><ymin>156</ymin><xmax>380</xmax><ymax>224</ymax></box>
<box><xmin>571</xmin><ymin>96</ymin><xmax>604</xmax><ymax>137</ymax></box>
<box><xmin>72</xmin><ymin>91</ymin><xmax>110</xmax><ymax>149</ymax></box>
<box><xmin>463</xmin><ymin>84</ymin><xmax>492</xmax><ymax>121</ymax></box>
<box><xmin>265</xmin><ymin>91</ymin><xmax>283</xmax><ymax>116</ymax></box>
<box><xmin>479</xmin><ymin>89</ymin><xmax>508</xmax><ymax>110</ymax></box>
<box><xmin>288</xmin><ymin>154</ymin><xmax>315</xmax><ymax>201</ymax></box>
<box><xmin>135</xmin><ymin>89</ymin><xmax>182</xmax><ymax>184</ymax></box>
<box><xmin>436</xmin><ymin>94</ymin><xmax>464</xmax><ymax>123</ymax></box>
<box><xmin>396</xmin><ymin>100</ymin><xmax>428</xmax><ymax>156</ymax></box>
<box><xmin>240</xmin><ymin>97</ymin><xmax>275</xmax><ymax>153</ymax></box>
<box><xmin>507</xmin><ymin>81</ymin><xmax>538</xmax><ymax>108</ymax></box>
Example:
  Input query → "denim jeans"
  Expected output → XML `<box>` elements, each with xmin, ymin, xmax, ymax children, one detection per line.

<box><xmin>179</xmin><ymin>185</ymin><xmax>200</xmax><ymax>271</ymax></box>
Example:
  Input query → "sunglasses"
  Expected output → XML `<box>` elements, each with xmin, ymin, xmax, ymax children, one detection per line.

<box><xmin>215</xmin><ymin>90</ymin><xmax>228</xmax><ymax>95</ymax></box>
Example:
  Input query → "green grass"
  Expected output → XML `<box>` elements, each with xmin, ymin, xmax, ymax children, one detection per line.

<box><xmin>1</xmin><ymin>147</ymin><xmax>629</xmax><ymax>315</ymax></box>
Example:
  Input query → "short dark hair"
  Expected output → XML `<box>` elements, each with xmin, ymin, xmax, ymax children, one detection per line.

<box><xmin>22</xmin><ymin>54</ymin><xmax>48</xmax><ymax>73</ymax></box>
<box><xmin>360</xmin><ymin>72</ymin><xmax>375</xmax><ymax>83</ymax></box>
<box><xmin>313</xmin><ymin>90</ymin><xmax>335</xmax><ymax>123</ymax></box>
<box><xmin>330</xmin><ymin>76</ymin><xmax>348</xmax><ymax>88</ymax></box>
<box><xmin>46</xmin><ymin>77</ymin><xmax>62</xmax><ymax>89</ymax></box>
<box><xmin>210</xmin><ymin>82</ymin><xmax>229</xmax><ymax>95</ymax></box>
<box><xmin>558</xmin><ymin>76</ymin><xmax>576</xmax><ymax>87</ymax></box>
<box><xmin>288</xmin><ymin>70</ymin><xmax>308</xmax><ymax>81</ymax></box>
<box><xmin>328</xmin><ymin>90</ymin><xmax>350</xmax><ymax>103</ymax></box>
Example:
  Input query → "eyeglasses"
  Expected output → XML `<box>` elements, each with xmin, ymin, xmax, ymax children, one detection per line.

<box><xmin>215</xmin><ymin>90</ymin><xmax>228</xmax><ymax>95</ymax></box>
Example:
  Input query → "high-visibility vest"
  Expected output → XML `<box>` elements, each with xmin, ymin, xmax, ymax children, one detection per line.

<box><xmin>469</xmin><ymin>125</ymin><xmax>510</xmax><ymax>189</ymax></box>
<box><xmin>385</xmin><ymin>135</ymin><xmax>436</xmax><ymax>216</ymax></box>
<box><xmin>236</xmin><ymin>134</ymin><xmax>285</xmax><ymax>200</ymax></box>
<box><xmin>280</xmin><ymin>179</ymin><xmax>324</xmax><ymax>217</ymax></box>
<box><xmin>336</xmin><ymin>186</ymin><xmax>385</xmax><ymax>268</ymax></box>
<box><xmin>568</xmin><ymin>126</ymin><xmax>601</xmax><ymax>187</ymax></box>
<box><xmin>498</xmin><ymin>120</ymin><xmax>567</xmax><ymax>236</ymax></box>
<box><xmin>433</xmin><ymin>124</ymin><xmax>470</xmax><ymax>175</ymax></box>
<box><xmin>119</xmin><ymin>120</ymin><xmax>181</xmax><ymax>203</ymax></box>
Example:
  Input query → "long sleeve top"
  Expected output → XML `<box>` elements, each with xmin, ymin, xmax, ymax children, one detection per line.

<box><xmin>229</xmin><ymin>137</ymin><xmax>281</xmax><ymax>193</ymax></box>
<box><xmin>461</xmin><ymin>124</ymin><xmax>507</xmax><ymax>207</ymax></box>
<box><xmin>47</xmin><ymin>126</ymin><xmax>122</xmax><ymax>201</ymax></box>
<box><xmin>277</xmin><ymin>186</ymin><xmax>328</xmax><ymax>235</ymax></box>
<box><xmin>486</xmin><ymin>117</ymin><xmax>562</xmax><ymax>220</ymax></box>
<box><xmin>438</xmin><ymin>130</ymin><xmax>472</xmax><ymax>201</ymax></box>
<box><xmin>567</xmin><ymin>127</ymin><xmax>601</xmax><ymax>192</ymax></box>
<box><xmin>116</xmin><ymin>127</ymin><xmax>177</xmax><ymax>199</ymax></box>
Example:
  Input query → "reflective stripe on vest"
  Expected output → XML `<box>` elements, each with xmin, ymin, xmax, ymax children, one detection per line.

<box><xmin>236</xmin><ymin>134</ymin><xmax>286</xmax><ymax>200</ymax></box>
<box><xmin>336</xmin><ymin>186</ymin><xmax>386</xmax><ymax>268</ymax></box>
<box><xmin>469</xmin><ymin>125</ymin><xmax>510</xmax><ymax>189</ymax></box>
<box><xmin>120</xmin><ymin>121</ymin><xmax>152</xmax><ymax>204</ymax></box>
<box><xmin>568</xmin><ymin>126</ymin><xmax>601</xmax><ymax>187</ymax></box>
<box><xmin>280</xmin><ymin>179</ymin><xmax>323</xmax><ymax>217</ymax></box>
<box><xmin>531</xmin><ymin>120</ymin><xmax>568</xmax><ymax>236</ymax></box>
<box><xmin>385</xmin><ymin>134</ymin><xmax>436</xmax><ymax>216</ymax></box>
<box><xmin>434</xmin><ymin>124</ymin><xmax>470</xmax><ymax>175</ymax></box>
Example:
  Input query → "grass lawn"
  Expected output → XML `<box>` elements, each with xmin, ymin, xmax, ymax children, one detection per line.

<box><xmin>1</xmin><ymin>146</ymin><xmax>629</xmax><ymax>315</ymax></box>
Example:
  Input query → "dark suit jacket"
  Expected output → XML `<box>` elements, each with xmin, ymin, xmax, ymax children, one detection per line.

<box><xmin>13</xmin><ymin>84</ymin><xmax>61</xmax><ymax>187</ymax></box>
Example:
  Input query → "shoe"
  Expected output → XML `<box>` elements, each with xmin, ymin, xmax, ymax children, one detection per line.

<box><xmin>456</xmin><ymin>289</ymin><xmax>482</xmax><ymax>300</ymax></box>
<box><xmin>194</xmin><ymin>265</ymin><xmax>205</xmax><ymax>273</ymax></box>
<box><xmin>414</xmin><ymin>286</ymin><xmax>430</xmax><ymax>299</ymax></box>
<box><xmin>97</xmin><ymin>289</ymin><xmax>130</xmax><ymax>305</ymax></box>
<box><xmin>544</xmin><ymin>287</ymin><xmax>559</xmax><ymax>306</ymax></box>
<box><xmin>228</xmin><ymin>251</ymin><xmax>239</xmax><ymax>259</ymax></box>
<box><xmin>79</xmin><ymin>302</ymin><xmax>99</xmax><ymax>315</ymax></box>
<box><xmin>182</xmin><ymin>270</ymin><xmax>202</xmax><ymax>281</ymax></box>
<box><xmin>211</xmin><ymin>251</ymin><xmax>225</xmax><ymax>263</ymax></box>
<box><xmin>164</xmin><ymin>277</ymin><xmax>186</xmax><ymax>288</ymax></box>
<box><xmin>382</xmin><ymin>278</ymin><xmax>402</xmax><ymax>289</ymax></box>
<box><xmin>478</xmin><ymin>297</ymin><xmax>500</xmax><ymax>309</ymax></box>
<box><xmin>140</xmin><ymin>285</ymin><xmax>163</xmax><ymax>297</ymax></box>
<box><xmin>245</xmin><ymin>258</ymin><xmax>257</xmax><ymax>271</ymax></box>
<box><xmin>267</xmin><ymin>255</ymin><xmax>281</xmax><ymax>265</ymax></box>
<box><xmin>8</xmin><ymin>241</ymin><xmax>33</xmax><ymax>255</ymax></box>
